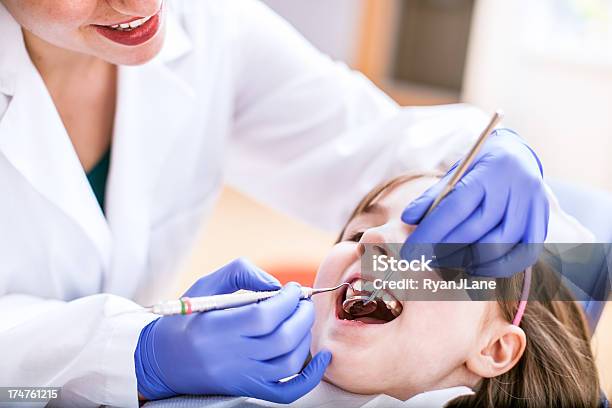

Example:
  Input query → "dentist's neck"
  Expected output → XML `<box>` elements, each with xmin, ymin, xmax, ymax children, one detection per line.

<box><xmin>21</xmin><ymin>28</ymin><xmax>117</xmax><ymax>172</ymax></box>
<box><xmin>22</xmin><ymin>28</ymin><xmax>113</xmax><ymax>85</ymax></box>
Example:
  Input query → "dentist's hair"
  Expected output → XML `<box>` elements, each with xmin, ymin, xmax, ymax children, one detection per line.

<box><xmin>340</xmin><ymin>173</ymin><xmax>602</xmax><ymax>408</ymax></box>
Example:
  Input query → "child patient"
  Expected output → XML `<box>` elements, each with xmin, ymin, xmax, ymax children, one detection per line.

<box><xmin>310</xmin><ymin>173</ymin><xmax>602</xmax><ymax>408</ymax></box>
<box><xmin>150</xmin><ymin>174</ymin><xmax>603</xmax><ymax>408</ymax></box>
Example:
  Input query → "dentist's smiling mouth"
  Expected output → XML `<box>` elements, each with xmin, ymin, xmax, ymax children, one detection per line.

<box><xmin>336</xmin><ymin>278</ymin><xmax>402</xmax><ymax>324</ymax></box>
<box><xmin>94</xmin><ymin>6</ymin><xmax>163</xmax><ymax>46</ymax></box>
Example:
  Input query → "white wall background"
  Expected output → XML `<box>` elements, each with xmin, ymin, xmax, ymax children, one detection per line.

<box><xmin>261</xmin><ymin>0</ymin><xmax>363</xmax><ymax>64</ymax></box>
<box><xmin>463</xmin><ymin>0</ymin><xmax>612</xmax><ymax>192</ymax></box>
<box><xmin>263</xmin><ymin>0</ymin><xmax>612</xmax><ymax>192</ymax></box>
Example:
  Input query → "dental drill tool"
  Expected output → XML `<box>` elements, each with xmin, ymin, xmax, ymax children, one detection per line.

<box><xmin>145</xmin><ymin>282</ymin><xmax>352</xmax><ymax>316</ymax></box>
<box><xmin>358</xmin><ymin>110</ymin><xmax>505</xmax><ymax>308</ymax></box>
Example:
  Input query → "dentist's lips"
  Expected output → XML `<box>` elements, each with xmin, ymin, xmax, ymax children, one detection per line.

<box><xmin>335</xmin><ymin>278</ymin><xmax>402</xmax><ymax>324</ymax></box>
<box><xmin>94</xmin><ymin>9</ymin><xmax>162</xmax><ymax>46</ymax></box>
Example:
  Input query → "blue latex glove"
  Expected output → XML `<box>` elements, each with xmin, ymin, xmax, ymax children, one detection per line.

<box><xmin>134</xmin><ymin>258</ymin><xmax>331</xmax><ymax>403</ymax></box>
<box><xmin>401</xmin><ymin>129</ymin><xmax>549</xmax><ymax>277</ymax></box>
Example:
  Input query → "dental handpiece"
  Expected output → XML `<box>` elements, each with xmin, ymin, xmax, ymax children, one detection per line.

<box><xmin>145</xmin><ymin>282</ymin><xmax>351</xmax><ymax>316</ymax></box>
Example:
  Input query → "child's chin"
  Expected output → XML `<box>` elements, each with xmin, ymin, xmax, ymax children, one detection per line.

<box><xmin>319</xmin><ymin>342</ymin><xmax>380</xmax><ymax>391</ymax></box>
<box><xmin>324</xmin><ymin>363</ymin><xmax>385</xmax><ymax>396</ymax></box>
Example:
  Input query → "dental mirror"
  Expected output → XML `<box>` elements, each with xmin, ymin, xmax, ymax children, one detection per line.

<box><xmin>342</xmin><ymin>295</ymin><xmax>378</xmax><ymax>316</ymax></box>
<box><xmin>342</xmin><ymin>295</ymin><xmax>404</xmax><ymax>318</ymax></box>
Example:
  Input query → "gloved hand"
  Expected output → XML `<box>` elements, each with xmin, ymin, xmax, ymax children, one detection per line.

<box><xmin>134</xmin><ymin>258</ymin><xmax>331</xmax><ymax>403</ymax></box>
<box><xmin>401</xmin><ymin>129</ymin><xmax>549</xmax><ymax>277</ymax></box>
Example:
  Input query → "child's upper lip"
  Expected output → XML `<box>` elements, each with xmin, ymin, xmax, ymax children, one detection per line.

<box><xmin>333</xmin><ymin>269</ymin><xmax>359</xmax><ymax>315</ymax></box>
<box><xmin>336</xmin><ymin>270</ymin><xmax>401</xmax><ymax>309</ymax></box>
<box><xmin>339</xmin><ymin>262</ymin><xmax>379</xmax><ymax>288</ymax></box>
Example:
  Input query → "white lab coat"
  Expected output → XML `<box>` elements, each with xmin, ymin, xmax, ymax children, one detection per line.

<box><xmin>0</xmin><ymin>1</ymin><xmax>592</xmax><ymax>407</ymax></box>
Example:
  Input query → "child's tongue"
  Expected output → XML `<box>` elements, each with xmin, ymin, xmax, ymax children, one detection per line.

<box><xmin>353</xmin><ymin>316</ymin><xmax>387</xmax><ymax>324</ymax></box>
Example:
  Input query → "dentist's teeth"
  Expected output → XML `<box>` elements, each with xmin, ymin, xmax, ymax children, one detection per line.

<box><xmin>130</xmin><ymin>16</ymin><xmax>149</xmax><ymax>28</ymax></box>
<box><xmin>107</xmin><ymin>16</ymin><xmax>152</xmax><ymax>31</ymax></box>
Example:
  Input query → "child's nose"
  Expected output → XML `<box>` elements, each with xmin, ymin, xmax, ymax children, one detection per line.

<box><xmin>358</xmin><ymin>227</ymin><xmax>395</xmax><ymax>258</ymax></box>
<box><xmin>360</xmin><ymin>222</ymin><xmax>410</xmax><ymax>246</ymax></box>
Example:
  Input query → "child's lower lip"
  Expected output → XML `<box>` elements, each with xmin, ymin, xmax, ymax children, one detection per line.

<box><xmin>335</xmin><ymin>317</ymin><xmax>384</xmax><ymax>326</ymax></box>
<box><xmin>95</xmin><ymin>11</ymin><xmax>161</xmax><ymax>46</ymax></box>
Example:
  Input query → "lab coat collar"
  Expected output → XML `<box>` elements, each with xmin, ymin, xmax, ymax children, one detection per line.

<box><xmin>0</xmin><ymin>2</ymin><xmax>197</xmax><ymax>294</ymax></box>
<box><xmin>0</xmin><ymin>3</ymin><xmax>27</xmax><ymax>96</ymax></box>
<box><xmin>157</xmin><ymin>3</ymin><xmax>193</xmax><ymax>63</ymax></box>
<box><xmin>0</xmin><ymin>18</ymin><xmax>114</xmax><ymax>269</ymax></box>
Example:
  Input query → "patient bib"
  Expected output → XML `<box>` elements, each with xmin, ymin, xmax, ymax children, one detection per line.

<box><xmin>144</xmin><ymin>382</ymin><xmax>474</xmax><ymax>408</ymax></box>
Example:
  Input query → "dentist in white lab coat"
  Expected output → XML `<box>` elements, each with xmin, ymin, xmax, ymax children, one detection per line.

<box><xmin>0</xmin><ymin>0</ymin><xmax>589</xmax><ymax>407</ymax></box>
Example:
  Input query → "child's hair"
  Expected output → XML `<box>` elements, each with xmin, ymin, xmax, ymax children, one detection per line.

<box><xmin>339</xmin><ymin>173</ymin><xmax>602</xmax><ymax>408</ymax></box>
<box><xmin>449</xmin><ymin>267</ymin><xmax>600</xmax><ymax>408</ymax></box>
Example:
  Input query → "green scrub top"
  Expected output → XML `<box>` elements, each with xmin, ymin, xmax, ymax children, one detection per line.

<box><xmin>86</xmin><ymin>149</ymin><xmax>111</xmax><ymax>214</ymax></box>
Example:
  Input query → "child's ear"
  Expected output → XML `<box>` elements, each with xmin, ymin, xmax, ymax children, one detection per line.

<box><xmin>466</xmin><ymin>324</ymin><xmax>527</xmax><ymax>378</ymax></box>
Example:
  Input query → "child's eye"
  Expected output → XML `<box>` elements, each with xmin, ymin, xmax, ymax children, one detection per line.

<box><xmin>346</xmin><ymin>231</ymin><xmax>364</xmax><ymax>242</ymax></box>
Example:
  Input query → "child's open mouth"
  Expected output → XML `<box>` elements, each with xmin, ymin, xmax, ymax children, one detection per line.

<box><xmin>336</xmin><ymin>278</ymin><xmax>402</xmax><ymax>324</ymax></box>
